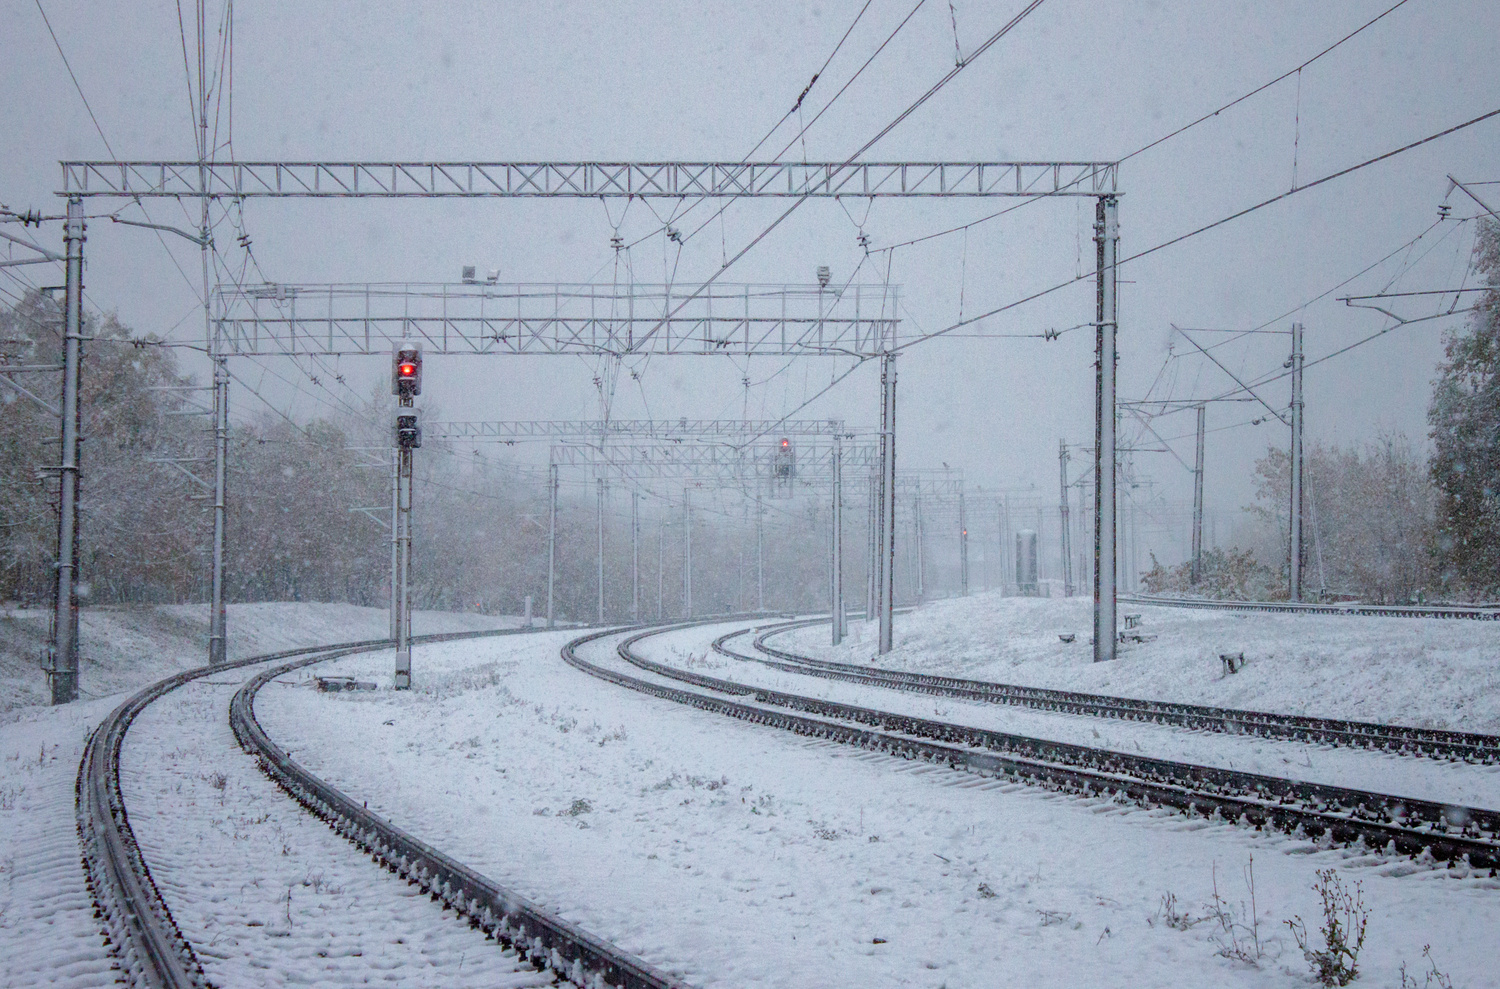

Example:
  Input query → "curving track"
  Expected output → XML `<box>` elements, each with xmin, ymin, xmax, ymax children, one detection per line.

<box><xmin>78</xmin><ymin>626</ymin><xmax>689</xmax><ymax>989</ymax></box>
<box><xmin>1119</xmin><ymin>592</ymin><xmax>1500</xmax><ymax>620</ymax></box>
<box><xmin>563</xmin><ymin>620</ymin><xmax>1500</xmax><ymax>875</ymax></box>
<box><xmin>713</xmin><ymin>618</ymin><xmax>1500</xmax><ymax>764</ymax></box>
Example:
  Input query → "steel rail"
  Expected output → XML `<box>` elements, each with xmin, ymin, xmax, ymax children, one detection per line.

<box><xmin>563</xmin><ymin>623</ymin><xmax>1500</xmax><ymax>874</ymax></box>
<box><xmin>77</xmin><ymin>623</ymin><xmax>684</xmax><ymax>989</ymax></box>
<box><xmin>230</xmin><ymin>627</ymin><xmax>692</xmax><ymax>989</ymax></box>
<box><xmin>77</xmin><ymin>636</ymin><xmax>392</xmax><ymax>988</ymax></box>
<box><xmin>1120</xmin><ymin>592</ymin><xmax>1500</xmax><ymax>620</ymax></box>
<box><xmin>718</xmin><ymin>620</ymin><xmax>1500</xmax><ymax>764</ymax></box>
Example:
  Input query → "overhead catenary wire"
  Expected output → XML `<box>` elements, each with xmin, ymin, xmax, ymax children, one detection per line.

<box><xmin>870</xmin><ymin>0</ymin><xmax>1418</xmax><ymax>257</ymax></box>
<box><xmin>892</xmin><ymin>105</ymin><xmax>1500</xmax><ymax>354</ymax></box>
<box><xmin>624</xmin><ymin>0</ymin><xmax>1049</xmax><ymax>356</ymax></box>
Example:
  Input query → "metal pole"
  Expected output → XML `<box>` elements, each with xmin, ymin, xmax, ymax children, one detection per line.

<box><xmin>193</xmin><ymin>4</ymin><xmax>229</xmax><ymax>667</ymax></box>
<box><xmin>1000</xmin><ymin>498</ymin><xmax>1010</xmax><ymax>595</ymax></box>
<box><xmin>1059</xmin><ymin>441</ymin><xmax>1073</xmax><ymax>597</ymax></box>
<box><xmin>390</xmin><ymin>446</ymin><xmax>399</xmax><ymax>638</ymax></box>
<box><xmin>1191</xmin><ymin>404</ymin><xmax>1205</xmax><ymax>584</ymax></box>
<box><xmin>1093</xmin><ymin>195</ymin><xmax>1119</xmax><ymax>662</ymax></box>
<box><xmin>546</xmin><ymin>462</ymin><xmax>557</xmax><ymax>628</ymax></box>
<box><xmin>596</xmin><ymin>477</ymin><xmax>606</xmax><ymax>622</ymax></box>
<box><xmin>208</xmin><ymin>357</ymin><xmax>229</xmax><ymax>664</ymax></box>
<box><xmin>682</xmin><ymin>488</ymin><xmax>693</xmax><ymax>617</ymax></box>
<box><xmin>830</xmin><ymin>436</ymin><xmax>843</xmax><ymax>642</ymax></box>
<box><xmin>865</xmin><ymin>467</ymin><xmax>877</xmax><ymax>619</ymax></box>
<box><xmin>878</xmin><ymin>353</ymin><xmax>898</xmax><ymax>653</ymax></box>
<box><xmin>632</xmin><ymin>490</ymin><xmax>640</xmax><ymax>622</ymax></box>
<box><xmin>657</xmin><ymin>511</ymin><xmax>665</xmax><ymax>620</ymax></box>
<box><xmin>47</xmin><ymin>198</ymin><xmax>85</xmax><ymax>704</ymax></box>
<box><xmin>914</xmin><ymin>495</ymin><xmax>925</xmax><ymax>604</ymax></box>
<box><xmin>1290</xmin><ymin>321</ymin><xmax>1304</xmax><ymax>602</ymax></box>
<box><xmin>394</xmin><ymin>418</ymin><xmax>413</xmax><ymax>689</ymax></box>
<box><xmin>958</xmin><ymin>487</ymin><xmax>969</xmax><ymax>597</ymax></box>
<box><xmin>756</xmin><ymin>493</ymin><xmax>765</xmax><ymax>612</ymax></box>
<box><xmin>1038</xmin><ymin>507</ymin><xmax>1047</xmax><ymax>588</ymax></box>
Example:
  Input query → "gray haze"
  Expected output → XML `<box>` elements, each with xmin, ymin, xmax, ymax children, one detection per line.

<box><xmin>3</xmin><ymin>0</ymin><xmax>1497</xmax><ymax>567</ymax></box>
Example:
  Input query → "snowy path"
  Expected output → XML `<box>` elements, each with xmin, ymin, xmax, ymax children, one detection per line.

<box><xmin>260</xmin><ymin>624</ymin><xmax>1500</xmax><ymax>988</ymax></box>
<box><xmin>118</xmin><ymin>656</ymin><xmax>558</xmax><ymax>988</ymax></box>
<box><xmin>670</xmin><ymin>625</ymin><xmax>1500</xmax><ymax>811</ymax></box>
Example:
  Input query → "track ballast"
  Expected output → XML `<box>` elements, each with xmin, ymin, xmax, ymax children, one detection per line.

<box><xmin>79</xmin><ymin>626</ymin><xmax>691</xmax><ymax>989</ymax></box>
<box><xmin>564</xmin><ymin>620</ymin><xmax>1500</xmax><ymax>876</ymax></box>
<box><xmin>714</xmin><ymin>619</ymin><xmax>1500</xmax><ymax>764</ymax></box>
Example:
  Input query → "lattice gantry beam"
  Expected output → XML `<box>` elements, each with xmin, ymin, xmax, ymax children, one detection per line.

<box><xmin>427</xmin><ymin>419</ymin><xmax>855</xmax><ymax>442</ymax></box>
<box><xmin>213</xmin><ymin>282</ymin><xmax>898</xmax><ymax>356</ymax></box>
<box><xmin>61</xmin><ymin>161</ymin><xmax>1118</xmax><ymax>199</ymax></box>
<box><xmin>550</xmin><ymin>440</ymin><xmax>879</xmax><ymax>472</ymax></box>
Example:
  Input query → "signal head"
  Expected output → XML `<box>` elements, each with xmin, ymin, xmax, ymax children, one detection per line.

<box><xmin>392</xmin><ymin>344</ymin><xmax>423</xmax><ymax>399</ymax></box>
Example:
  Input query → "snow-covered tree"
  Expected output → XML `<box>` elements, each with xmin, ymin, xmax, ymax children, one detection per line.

<box><xmin>1429</xmin><ymin>218</ymin><xmax>1500</xmax><ymax>598</ymax></box>
<box><xmin>1248</xmin><ymin>437</ymin><xmax>1433</xmax><ymax>603</ymax></box>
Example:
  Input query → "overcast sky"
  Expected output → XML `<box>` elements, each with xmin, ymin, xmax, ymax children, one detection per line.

<box><xmin>3</xmin><ymin>0</ymin><xmax>1497</xmax><ymax>565</ymax></box>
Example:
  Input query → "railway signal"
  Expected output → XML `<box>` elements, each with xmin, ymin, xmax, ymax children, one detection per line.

<box><xmin>392</xmin><ymin>343</ymin><xmax>421</xmax><ymax>689</ymax></box>
<box><xmin>396</xmin><ymin>413</ymin><xmax>421</xmax><ymax>449</ymax></box>
<box><xmin>392</xmin><ymin>345</ymin><xmax>422</xmax><ymax>399</ymax></box>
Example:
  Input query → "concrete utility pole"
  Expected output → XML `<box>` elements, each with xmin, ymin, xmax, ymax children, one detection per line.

<box><xmin>546</xmin><ymin>463</ymin><xmax>557</xmax><ymax>628</ymax></box>
<box><xmin>596</xmin><ymin>477</ymin><xmax>606</xmax><ymax>622</ymax></box>
<box><xmin>1289</xmin><ymin>321</ymin><xmax>1305</xmax><ymax>602</ymax></box>
<box><xmin>682</xmin><ymin>488</ymin><xmax>692</xmax><ymax>617</ymax></box>
<box><xmin>632</xmin><ymin>490</ymin><xmax>640</xmax><ymax>622</ymax></box>
<box><xmin>877</xmin><ymin>353</ymin><xmax>898</xmax><ymax>653</ymax></box>
<box><xmin>657</xmin><ymin>513</ymin><xmax>665</xmax><ymax>620</ymax></box>
<box><xmin>1191</xmin><ymin>404</ymin><xmax>1206</xmax><ymax>585</ymax></box>
<box><xmin>46</xmin><ymin>198</ymin><xmax>85</xmax><ymax>704</ymax></box>
<box><xmin>958</xmin><ymin>487</ymin><xmax>969</xmax><ymax>597</ymax></box>
<box><xmin>1059</xmin><ymin>441</ymin><xmax>1073</xmax><ymax>597</ymax></box>
<box><xmin>1093</xmin><ymin>195</ymin><xmax>1119</xmax><ymax>662</ymax></box>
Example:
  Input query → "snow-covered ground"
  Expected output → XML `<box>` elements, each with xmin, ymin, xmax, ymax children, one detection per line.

<box><xmin>695</xmin><ymin>629</ymin><xmax>1500</xmax><ymax>810</ymax></box>
<box><xmin>0</xmin><ymin>601</ymin><xmax>517</xmax><ymax>989</ymax></box>
<box><xmin>120</xmin><ymin>656</ymin><xmax>556</xmax><ymax>987</ymax></box>
<box><xmin>780</xmin><ymin>592</ymin><xmax>1500</xmax><ymax>733</ymax></box>
<box><xmin>261</xmin><ymin>622</ymin><xmax>1500</xmax><ymax>988</ymax></box>
<box><xmin>0</xmin><ymin>599</ymin><xmax>515</xmax><ymax>718</ymax></box>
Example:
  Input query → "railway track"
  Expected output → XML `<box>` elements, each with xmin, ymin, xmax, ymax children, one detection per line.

<box><xmin>1119</xmin><ymin>592</ymin><xmax>1500</xmax><ymax>620</ymax></box>
<box><xmin>78</xmin><ymin>625</ymin><xmax>689</xmax><ymax>989</ymax></box>
<box><xmin>564</xmin><ymin>620</ymin><xmax>1500</xmax><ymax>875</ymax></box>
<box><xmin>711</xmin><ymin>618</ymin><xmax>1500</xmax><ymax>764</ymax></box>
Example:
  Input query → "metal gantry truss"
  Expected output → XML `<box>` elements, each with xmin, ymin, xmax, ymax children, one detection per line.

<box><xmin>428</xmin><ymin>420</ymin><xmax>871</xmax><ymax>628</ymax></box>
<box><xmin>214</xmin><ymin>282</ymin><xmax>899</xmax><ymax>357</ymax></box>
<box><xmin>547</xmin><ymin>435</ymin><xmax>870</xmax><ymax>628</ymax></box>
<box><xmin>48</xmin><ymin>156</ymin><xmax>1123</xmax><ymax>693</ymax></box>
<box><xmin>427</xmin><ymin>418</ymin><xmax>852</xmax><ymax>443</ymax></box>
<box><xmin>60</xmin><ymin>160</ymin><xmax>1118</xmax><ymax>199</ymax></box>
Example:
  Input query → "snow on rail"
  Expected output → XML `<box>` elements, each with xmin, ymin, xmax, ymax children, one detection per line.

<box><xmin>1120</xmin><ymin>593</ymin><xmax>1500</xmax><ymax>620</ymax></box>
<box><xmin>81</xmin><ymin>624</ymin><xmax>687</xmax><ymax>989</ymax></box>
<box><xmin>574</xmin><ymin>624</ymin><xmax>1500</xmax><ymax>874</ymax></box>
<box><xmin>731</xmin><ymin>620</ymin><xmax>1500</xmax><ymax>764</ymax></box>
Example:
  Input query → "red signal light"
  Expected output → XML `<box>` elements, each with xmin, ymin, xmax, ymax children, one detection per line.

<box><xmin>399</xmin><ymin>362</ymin><xmax>417</xmax><ymax>377</ymax></box>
